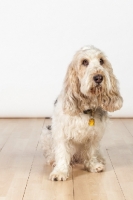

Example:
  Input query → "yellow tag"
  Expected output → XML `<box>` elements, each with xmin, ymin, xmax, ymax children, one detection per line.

<box><xmin>89</xmin><ymin>118</ymin><xmax>95</xmax><ymax>126</ymax></box>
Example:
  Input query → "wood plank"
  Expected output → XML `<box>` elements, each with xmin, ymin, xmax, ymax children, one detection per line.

<box><xmin>0</xmin><ymin>119</ymin><xmax>44</xmax><ymax>200</ymax></box>
<box><xmin>121</xmin><ymin>119</ymin><xmax>133</xmax><ymax>137</ymax></box>
<box><xmin>120</xmin><ymin>182</ymin><xmax>133</xmax><ymax>200</ymax></box>
<box><xmin>121</xmin><ymin>118</ymin><xmax>133</xmax><ymax>136</ymax></box>
<box><xmin>23</xmin><ymin>119</ymin><xmax>74</xmax><ymax>200</ymax></box>
<box><xmin>103</xmin><ymin>119</ymin><xmax>133</xmax><ymax>200</ymax></box>
<box><xmin>0</xmin><ymin>119</ymin><xmax>17</xmax><ymax>151</ymax></box>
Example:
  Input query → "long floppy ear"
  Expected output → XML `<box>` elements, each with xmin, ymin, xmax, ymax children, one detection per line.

<box><xmin>102</xmin><ymin>73</ymin><xmax>123</xmax><ymax>112</ymax></box>
<box><xmin>62</xmin><ymin>62</ymin><xmax>81</xmax><ymax>115</ymax></box>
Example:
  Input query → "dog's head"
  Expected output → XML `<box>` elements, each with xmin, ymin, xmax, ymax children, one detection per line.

<box><xmin>63</xmin><ymin>46</ymin><xmax>123</xmax><ymax>115</ymax></box>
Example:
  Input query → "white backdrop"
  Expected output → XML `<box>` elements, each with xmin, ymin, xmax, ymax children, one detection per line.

<box><xmin>0</xmin><ymin>0</ymin><xmax>133</xmax><ymax>118</ymax></box>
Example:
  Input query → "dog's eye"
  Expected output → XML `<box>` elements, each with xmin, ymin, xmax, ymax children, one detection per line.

<box><xmin>100</xmin><ymin>58</ymin><xmax>104</xmax><ymax>65</ymax></box>
<box><xmin>82</xmin><ymin>59</ymin><xmax>89</xmax><ymax>66</ymax></box>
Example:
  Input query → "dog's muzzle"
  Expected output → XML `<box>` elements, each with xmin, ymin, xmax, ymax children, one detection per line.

<box><xmin>93</xmin><ymin>74</ymin><xmax>103</xmax><ymax>84</ymax></box>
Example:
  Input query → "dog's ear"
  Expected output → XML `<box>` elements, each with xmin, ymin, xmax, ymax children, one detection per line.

<box><xmin>62</xmin><ymin>62</ymin><xmax>81</xmax><ymax>115</ymax></box>
<box><xmin>102</xmin><ymin>72</ymin><xmax>123</xmax><ymax>112</ymax></box>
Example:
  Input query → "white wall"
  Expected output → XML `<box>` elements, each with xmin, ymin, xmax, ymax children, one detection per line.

<box><xmin>0</xmin><ymin>0</ymin><xmax>133</xmax><ymax>118</ymax></box>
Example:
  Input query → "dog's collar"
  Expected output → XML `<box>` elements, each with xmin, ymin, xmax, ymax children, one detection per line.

<box><xmin>83</xmin><ymin>109</ymin><xmax>95</xmax><ymax>126</ymax></box>
<box><xmin>83</xmin><ymin>109</ymin><xmax>93</xmax><ymax>114</ymax></box>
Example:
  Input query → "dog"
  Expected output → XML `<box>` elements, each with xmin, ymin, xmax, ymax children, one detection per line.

<box><xmin>41</xmin><ymin>45</ymin><xmax>123</xmax><ymax>181</ymax></box>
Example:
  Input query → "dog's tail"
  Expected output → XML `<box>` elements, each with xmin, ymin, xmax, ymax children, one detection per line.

<box><xmin>40</xmin><ymin>125</ymin><xmax>55</xmax><ymax>165</ymax></box>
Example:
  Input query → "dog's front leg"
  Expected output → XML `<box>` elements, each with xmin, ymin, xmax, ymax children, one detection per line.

<box><xmin>49</xmin><ymin>142</ymin><xmax>71</xmax><ymax>181</ymax></box>
<box><xmin>83</xmin><ymin>143</ymin><xmax>105</xmax><ymax>173</ymax></box>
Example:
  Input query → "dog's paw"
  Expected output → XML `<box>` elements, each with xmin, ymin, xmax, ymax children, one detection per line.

<box><xmin>49</xmin><ymin>171</ymin><xmax>69</xmax><ymax>181</ymax></box>
<box><xmin>90</xmin><ymin>162</ymin><xmax>105</xmax><ymax>173</ymax></box>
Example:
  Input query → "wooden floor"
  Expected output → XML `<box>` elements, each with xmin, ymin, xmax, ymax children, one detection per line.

<box><xmin>0</xmin><ymin>119</ymin><xmax>133</xmax><ymax>200</ymax></box>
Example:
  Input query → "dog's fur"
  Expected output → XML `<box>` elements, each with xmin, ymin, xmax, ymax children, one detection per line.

<box><xmin>41</xmin><ymin>46</ymin><xmax>123</xmax><ymax>181</ymax></box>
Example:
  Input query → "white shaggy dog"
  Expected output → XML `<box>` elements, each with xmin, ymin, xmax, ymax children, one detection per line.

<box><xmin>41</xmin><ymin>46</ymin><xmax>123</xmax><ymax>181</ymax></box>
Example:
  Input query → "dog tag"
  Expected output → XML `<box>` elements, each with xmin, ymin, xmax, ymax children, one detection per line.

<box><xmin>89</xmin><ymin>118</ymin><xmax>95</xmax><ymax>126</ymax></box>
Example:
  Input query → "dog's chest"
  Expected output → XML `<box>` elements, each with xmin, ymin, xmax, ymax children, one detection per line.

<box><xmin>64</xmin><ymin>114</ymin><xmax>103</xmax><ymax>143</ymax></box>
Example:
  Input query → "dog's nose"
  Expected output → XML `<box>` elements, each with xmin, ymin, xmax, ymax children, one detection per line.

<box><xmin>93</xmin><ymin>74</ymin><xmax>103</xmax><ymax>84</ymax></box>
